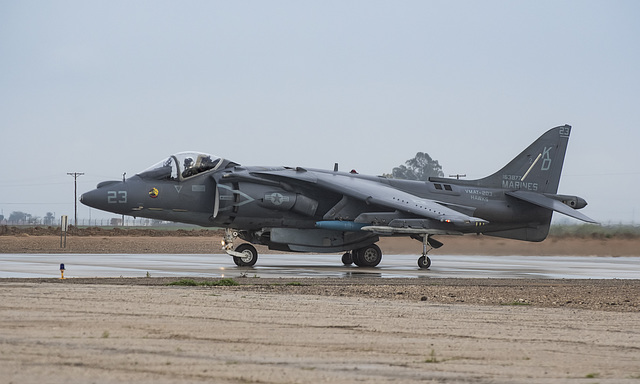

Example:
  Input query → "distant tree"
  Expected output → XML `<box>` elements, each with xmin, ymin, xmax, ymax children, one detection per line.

<box><xmin>9</xmin><ymin>211</ymin><xmax>28</xmax><ymax>223</ymax></box>
<box><xmin>44</xmin><ymin>212</ymin><xmax>55</xmax><ymax>226</ymax></box>
<box><xmin>27</xmin><ymin>215</ymin><xmax>39</xmax><ymax>225</ymax></box>
<box><xmin>391</xmin><ymin>152</ymin><xmax>444</xmax><ymax>181</ymax></box>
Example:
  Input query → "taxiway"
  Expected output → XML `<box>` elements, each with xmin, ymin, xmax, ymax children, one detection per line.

<box><xmin>1</xmin><ymin>253</ymin><xmax>637</xmax><ymax>279</ymax></box>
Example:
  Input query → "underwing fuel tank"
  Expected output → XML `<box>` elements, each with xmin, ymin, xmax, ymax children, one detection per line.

<box><xmin>315</xmin><ymin>221</ymin><xmax>366</xmax><ymax>231</ymax></box>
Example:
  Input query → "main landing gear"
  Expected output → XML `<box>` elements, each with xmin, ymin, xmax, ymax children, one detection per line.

<box><xmin>343</xmin><ymin>235</ymin><xmax>440</xmax><ymax>270</ymax></box>
<box><xmin>341</xmin><ymin>244</ymin><xmax>383</xmax><ymax>267</ymax></box>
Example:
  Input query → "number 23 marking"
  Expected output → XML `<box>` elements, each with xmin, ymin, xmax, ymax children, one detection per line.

<box><xmin>107</xmin><ymin>191</ymin><xmax>127</xmax><ymax>204</ymax></box>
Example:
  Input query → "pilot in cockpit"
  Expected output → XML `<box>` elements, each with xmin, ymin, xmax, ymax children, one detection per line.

<box><xmin>182</xmin><ymin>157</ymin><xmax>195</xmax><ymax>178</ymax></box>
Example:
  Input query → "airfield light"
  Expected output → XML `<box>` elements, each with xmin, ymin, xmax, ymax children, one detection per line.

<box><xmin>60</xmin><ymin>263</ymin><xmax>65</xmax><ymax>279</ymax></box>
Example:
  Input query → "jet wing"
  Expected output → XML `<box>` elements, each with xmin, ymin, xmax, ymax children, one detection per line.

<box><xmin>506</xmin><ymin>190</ymin><xmax>598</xmax><ymax>224</ymax></box>
<box><xmin>252</xmin><ymin>169</ymin><xmax>488</xmax><ymax>226</ymax></box>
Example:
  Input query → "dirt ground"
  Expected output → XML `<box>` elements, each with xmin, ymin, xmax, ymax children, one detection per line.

<box><xmin>2</xmin><ymin>232</ymin><xmax>640</xmax><ymax>256</ymax></box>
<box><xmin>2</xmin><ymin>231</ymin><xmax>640</xmax><ymax>382</ymax></box>
<box><xmin>2</xmin><ymin>280</ymin><xmax>640</xmax><ymax>383</ymax></box>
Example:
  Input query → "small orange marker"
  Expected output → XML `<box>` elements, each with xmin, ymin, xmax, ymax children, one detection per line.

<box><xmin>60</xmin><ymin>263</ymin><xmax>65</xmax><ymax>279</ymax></box>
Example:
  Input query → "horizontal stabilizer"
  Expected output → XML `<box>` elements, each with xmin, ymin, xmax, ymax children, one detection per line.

<box><xmin>506</xmin><ymin>191</ymin><xmax>598</xmax><ymax>224</ymax></box>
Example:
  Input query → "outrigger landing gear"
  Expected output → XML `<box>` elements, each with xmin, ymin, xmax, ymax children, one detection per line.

<box><xmin>222</xmin><ymin>228</ymin><xmax>259</xmax><ymax>267</ymax></box>
<box><xmin>418</xmin><ymin>255</ymin><xmax>431</xmax><ymax>269</ymax></box>
<box><xmin>417</xmin><ymin>234</ymin><xmax>433</xmax><ymax>269</ymax></box>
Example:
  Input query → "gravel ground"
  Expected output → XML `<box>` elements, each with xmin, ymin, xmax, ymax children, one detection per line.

<box><xmin>1</xmin><ymin>281</ymin><xmax>639</xmax><ymax>383</ymax></box>
<box><xmin>3</xmin><ymin>276</ymin><xmax>638</xmax><ymax>312</ymax></box>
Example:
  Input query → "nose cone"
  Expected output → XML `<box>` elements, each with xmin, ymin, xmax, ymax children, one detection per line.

<box><xmin>80</xmin><ymin>188</ymin><xmax>103</xmax><ymax>210</ymax></box>
<box><xmin>80</xmin><ymin>180</ymin><xmax>124</xmax><ymax>213</ymax></box>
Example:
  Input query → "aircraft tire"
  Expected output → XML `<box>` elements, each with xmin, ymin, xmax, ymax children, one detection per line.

<box><xmin>418</xmin><ymin>256</ymin><xmax>431</xmax><ymax>269</ymax></box>
<box><xmin>351</xmin><ymin>251</ymin><xmax>363</xmax><ymax>267</ymax></box>
<box><xmin>354</xmin><ymin>244</ymin><xmax>382</xmax><ymax>267</ymax></box>
<box><xmin>341</xmin><ymin>252</ymin><xmax>353</xmax><ymax>265</ymax></box>
<box><xmin>233</xmin><ymin>244</ymin><xmax>258</xmax><ymax>267</ymax></box>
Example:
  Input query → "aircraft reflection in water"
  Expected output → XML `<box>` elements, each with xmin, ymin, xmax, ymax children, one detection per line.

<box><xmin>81</xmin><ymin>125</ymin><xmax>596</xmax><ymax>269</ymax></box>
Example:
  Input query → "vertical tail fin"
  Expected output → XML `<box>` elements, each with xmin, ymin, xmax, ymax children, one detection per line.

<box><xmin>429</xmin><ymin>125</ymin><xmax>585</xmax><ymax>242</ymax></box>
<box><xmin>434</xmin><ymin>125</ymin><xmax>572</xmax><ymax>194</ymax></box>
<box><xmin>485</xmin><ymin>125</ymin><xmax>571</xmax><ymax>194</ymax></box>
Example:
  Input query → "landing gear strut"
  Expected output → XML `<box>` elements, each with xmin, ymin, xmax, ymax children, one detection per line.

<box><xmin>221</xmin><ymin>228</ymin><xmax>238</xmax><ymax>253</ymax></box>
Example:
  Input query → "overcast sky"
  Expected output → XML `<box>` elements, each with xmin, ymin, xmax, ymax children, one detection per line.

<box><xmin>1</xmin><ymin>0</ymin><xmax>639</xmax><ymax>225</ymax></box>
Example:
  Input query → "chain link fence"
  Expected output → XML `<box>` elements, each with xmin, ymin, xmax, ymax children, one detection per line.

<box><xmin>1</xmin><ymin>218</ymin><xmax>181</xmax><ymax>228</ymax></box>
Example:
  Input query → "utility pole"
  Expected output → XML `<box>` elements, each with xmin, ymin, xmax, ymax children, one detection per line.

<box><xmin>67</xmin><ymin>172</ymin><xmax>84</xmax><ymax>227</ymax></box>
<box><xmin>122</xmin><ymin>172</ymin><xmax>126</xmax><ymax>227</ymax></box>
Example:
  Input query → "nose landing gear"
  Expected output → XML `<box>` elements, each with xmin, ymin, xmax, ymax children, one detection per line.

<box><xmin>232</xmin><ymin>243</ymin><xmax>258</xmax><ymax>267</ymax></box>
<box><xmin>222</xmin><ymin>228</ymin><xmax>258</xmax><ymax>267</ymax></box>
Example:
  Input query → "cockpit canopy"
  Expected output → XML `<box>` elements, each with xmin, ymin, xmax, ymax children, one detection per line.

<box><xmin>137</xmin><ymin>152</ymin><xmax>225</xmax><ymax>180</ymax></box>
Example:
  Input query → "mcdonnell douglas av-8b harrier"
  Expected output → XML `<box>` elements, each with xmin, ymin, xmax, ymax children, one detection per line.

<box><xmin>81</xmin><ymin>125</ymin><xmax>596</xmax><ymax>269</ymax></box>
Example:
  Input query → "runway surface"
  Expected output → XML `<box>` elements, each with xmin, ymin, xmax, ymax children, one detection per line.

<box><xmin>1</xmin><ymin>253</ymin><xmax>638</xmax><ymax>279</ymax></box>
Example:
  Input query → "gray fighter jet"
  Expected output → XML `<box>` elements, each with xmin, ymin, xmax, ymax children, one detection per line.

<box><xmin>81</xmin><ymin>125</ymin><xmax>596</xmax><ymax>268</ymax></box>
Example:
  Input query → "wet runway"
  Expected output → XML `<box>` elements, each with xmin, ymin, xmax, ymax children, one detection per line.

<box><xmin>1</xmin><ymin>253</ymin><xmax>638</xmax><ymax>279</ymax></box>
